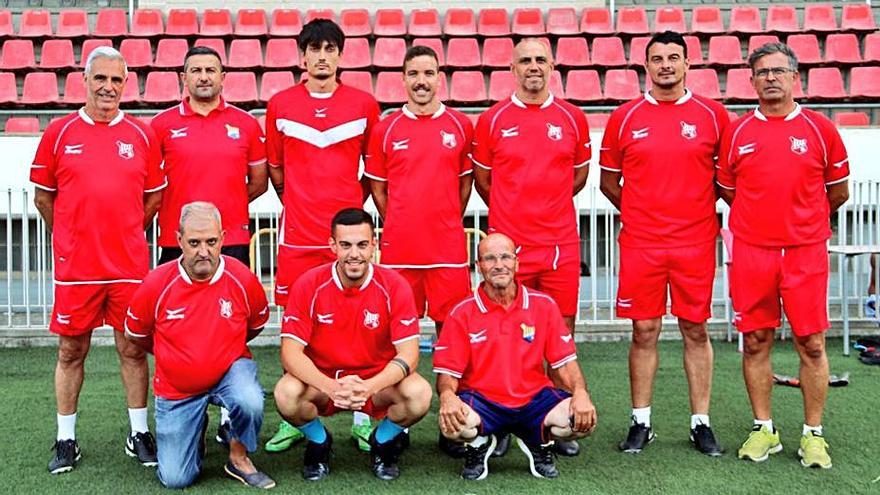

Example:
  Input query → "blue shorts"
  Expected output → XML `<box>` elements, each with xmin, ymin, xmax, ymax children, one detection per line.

<box><xmin>458</xmin><ymin>387</ymin><xmax>571</xmax><ymax>447</ymax></box>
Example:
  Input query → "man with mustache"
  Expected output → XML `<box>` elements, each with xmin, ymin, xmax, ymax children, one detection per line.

<box><xmin>273</xmin><ymin>208</ymin><xmax>432</xmax><ymax>481</ymax></box>
<box><xmin>717</xmin><ymin>42</ymin><xmax>850</xmax><ymax>469</ymax></box>
<box><xmin>31</xmin><ymin>46</ymin><xmax>165</xmax><ymax>474</ymax></box>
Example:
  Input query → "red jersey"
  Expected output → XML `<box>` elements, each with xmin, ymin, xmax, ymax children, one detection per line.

<box><xmin>471</xmin><ymin>94</ymin><xmax>591</xmax><ymax>247</ymax></box>
<box><xmin>151</xmin><ymin>98</ymin><xmax>266</xmax><ymax>247</ymax></box>
<box><xmin>30</xmin><ymin>109</ymin><xmax>165</xmax><ymax>283</ymax></box>
<box><xmin>365</xmin><ymin>104</ymin><xmax>473</xmax><ymax>267</ymax></box>
<box><xmin>600</xmin><ymin>90</ymin><xmax>729</xmax><ymax>247</ymax></box>
<box><xmin>280</xmin><ymin>262</ymin><xmax>419</xmax><ymax>379</ymax></box>
<box><xmin>433</xmin><ymin>283</ymin><xmax>577</xmax><ymax>408</ymax></box>
<box><xmin>266</xmin><ymin>83</ymin><xmax>380</xmax><ymax>248</ymax></box>
<box><xmin>124</xmin><ymin>256</ymin><xmax>270</xmax><ymax>400</ymax></box>
<box><xmin>716</xmin><ymin>105</ymin><xmax>850</xmax><ymax>247</ymax></box>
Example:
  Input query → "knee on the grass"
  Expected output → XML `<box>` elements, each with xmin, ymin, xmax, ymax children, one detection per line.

<box><xmin>159</xmin><ymin>465</ymin><xmax>200</xmax><ymax>489</ymax></box>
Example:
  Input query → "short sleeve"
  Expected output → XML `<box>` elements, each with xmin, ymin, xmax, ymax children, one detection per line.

<box><xmin>470</xmin><ymin>111</ymin><xmax>493</xmax><ymax>170</ymax></box>
<box><xmin>362</xmin><ymin>97</ymin><xmax>381</xmax><ymax>156</ymax></box>
<box><xmin>715</xmin><ymin>125</ymin><xmax>737</xmax><ymax>190</ymax></box>
<box><xmin>822</xmin><ymin>120</ymin><xmax>849</xmax><ymax>185</ymax></box>
<box><xmin>432</xmin><ymin>307</ymin><xmax>471</xmax><ymax>378</ymax></box>
<box><xmin>459</xmin><ymin>116</ymin><xmax>475</xmax><ymax>176</ymax></box>
<box><xmin>572</xmin><ymin>109</ymin><xmax>591</xmax><ymax>168</ymax></box>
<box><xmin>246</xmin><ymin>115</ymin><xmax>267</xmax><ymax>167</ymax></box>
<box><xmin>388</xmin><ymin>273</ymin><xmax>420</xmax><ymax>345</ymax></box>
<box><xmin>279</xmin><ymin>275</ymin><xmax>314</xmax><ymax>346</ymax></box>
<box><xmin>599</xmin><ymin>109</ymin><xmax>624</xmax><ymax>173</ymax></box>
<box><xmin>265</xmin><ymin>97</ymin><xmax>283</xmax><ymax>169</ymax></box>
<box><xmin>30</xmin><ymin>124</ymin><xmax>60</xmax><ymax>191</ymax></box>
<box><xmin>245</xmin><ymin>271</ymin><xmax>270</xmax><ymax>330</ymax></box>
<box><xmin>143</xmin><ymin>124</ymin><xmax>166</xmax><ymax>192</ymax></box>
<box><xmin>541</xmin><ymin>299</ymin><xmax>577</xmax><ymax>369</ymax></box>
<box><xmin>124</xmin><ymin>280</ymin><xmax>158</xmax><ymax>339</ymax></box>
<box><xmin>363</xmin><ymin>119</ymin><xmax>388</xmax><ymax>181</ymax></box>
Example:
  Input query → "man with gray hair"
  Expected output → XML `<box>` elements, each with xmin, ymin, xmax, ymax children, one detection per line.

<box><xmin>717</xmin><ymin>42</ymin><xmax>850</xmax><ymax>469</ymax></box>
<box><xmin>125</xmin><ymin>202</ymin><xmax>275</xmax><ymax>489</ymax></box>
<box><xmin>31</xmin><ymin>46</ymin><xmax>165</xmax><ymax>473</ymax></box>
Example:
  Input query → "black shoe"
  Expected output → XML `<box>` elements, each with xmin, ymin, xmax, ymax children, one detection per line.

<box><xmin>619</xmin><ymin>422</ymin><xmax>655</xmax><ymax>453</ymax></box>
<box><xmin>461</xmin><ymin>435</ymin><xmax>497</xmax><ymax>481</ymax></box>
<box><xmin>125</xmin><ymin>432</ymin><xmax>158</xmax><ymax>467</ymax></box>
<box><xmin>368</xmin><ymin>429</ymin><xmax>404</xmax><ymax>481</ymax></box>
<box><xmin>216</xmin><ymin>421</ymin><xmax>231</xmax><ymax>447</ymax></box>
<box><xmin>554</xmin><ymin>438</ymin><xmax>580</xmax><ymax>457</ymax></box>
<box><xmin>302</xmin><ymin>431</ymin><xmax>332</xmax><ymax>481</ymax></box>
<box><xmin>515</xmin><ymin>438</ymin><xmax>559</xmax><ymax>479</ymax></box>
<box><xmin>490</xmin><ymin>433</ymin><xmax>511</xmax><ymax>458</ymax></box>
<box><xmin>690</xmin><ymin>424</ymin><xmax>724</xmax><ymax>456</ymax></box>
<box><xmin>396</xmin><ymin>429</ymin><xmax>411</xmax><ymax>451</ymax></box>
<box><xmin>48</xmin><ymin>439</ymin><xmax>81</xmax><ymax>474</ymax></box>
<box><xmin>438</xmin><ymin>433</ymin><xmax>466</xmax><ymax>459</ymax></box>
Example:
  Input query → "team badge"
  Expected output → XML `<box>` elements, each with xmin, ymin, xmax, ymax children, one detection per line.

<box><xmin>363</xmin><ymin>309</ymin><xmax>380</xmax><ymax>329</ymax></box>
<box><xmin>219</xmin><ymin>298</ymin><xmax>232</xmax><ymax>319</ymax></box>
<box><xmin>116</xmin><ymin>141</ymin><xmax>134</xmax><ymax>159</ymax></box>
<box><xmin>789</xmin><ymin>136</ymin><xmax>807</xmax><ymax>155</ymax></box>
<box><xmin>546</xmin><ymin>123</ymin><xmax>563</xmax><ymax>141</ymax></box>
<box><xmin>440</xmin><ymin>130</ymin><xmax>457</xmax><ymax>149</ymax></box>
<box><xmin>225</xmin><ymin>124</ymin><xmax>240</xmax><ymax>140</ymax></box>
<box><xmin>680</xmin><ymin>121</ymin><xmax>697</xmax><ymax>140</ymax></box>
<box><xmin>521</xmin><ymin>323</ymin><xmax>535</xmax><ymax>343</ymax></box>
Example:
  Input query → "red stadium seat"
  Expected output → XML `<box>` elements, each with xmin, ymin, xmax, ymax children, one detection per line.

<box><xmin>121</xmin><ymin>71</ymin><xmax>140</xmax><ymax>103</ymax></box>
<box><xmin>445</xmin><ymin>38</ymin><xmax>481</xmax><ymax>68</ymax></box>
<box><xmin>690</xmin><ymin>7</ymin><xmax>724</xmax><ymax>35</ymax></box>
<box><xmin>408</xmin><ymin>9</ymin><xmax>441</xmax><ymax>37</ymax></box>
<box><xmin>200</xmin><ymin>9</ymin><xmax>233</xmax><ymax>36</ymax></box>
<box><xmin>0</xmin><ymin>72</ymin><xmax>15</xmax><ymax>104</ymax></box>
<box><xmin>581</xmin><ymin>8</ymin><xmax>613</xmax><ymax>35</ymax></box>
<box><xmin>166</xmin><ymin>9</ymin><xmax>199</xmax><ymax>37</ymax></box>
<box><xmin>154</xmin><ymin>39</ymin><xmax>189</xmax><ymax>69</ymax></box>
<box><xmin>194</xmin><ymin>38</ymin><xmax>227</xmax><ymax>64</ymax></box>
<box><xmin>449</xmin><ymin>71</ymin><xmax>486</xmax><ymax>104</ymax></box>
<box><xmin>549</xmin><ymin>70</ymin><xmax>564</xmax><ymax>98</ymax></box>
<box><xmin>806</xmin><ymin>67</ymin><xmax>846</xmax><ymax>100</ymax></box>
<box><xmin>338</xmin><ymin>37</ymin><xmax>370</xmax><ymax>69</ymax></box>
<box><xmin>62</xmin><ymin>71</ymin><xmax>86</xmax><ymax>104</ymax></box>
<box><xmin>143</xmin><ymin>71</ymin><xmax>181</xmax><ymax>104</ymax></box>
<box><xmin>374</xmin><ymin>9</ymin><xmax>406</xmax><ymax>37</ymax></box>
<box><xmin>0</xmin><ymin>40</ymin><xmax>35</xmax><ymax>70</ymax></box>
<box><xmin>653</xmin><ymin>7</ymin><xmax>685</xmax><ymax>33</ymax></box>
<box><xmin>444</xmin><ymin>8</ymin><xmax>476</xmax><ymax>36</ymax></box>
<box><xmin>94</xmin><ymin>9</ymin><xmax>128</xmax><ymax>37</ymax></box>
<box><xmin>18</xmin><ymin>10</ymin><xmax>52</xmax><ymax>37</ymax></box>
<box><xmin>80</xmin><ymin>39</ymin><xmax>113</xmax><ymax>67</ymax></box>
<box><xmin>865</xmin><ymin>33</ymin><xmax>880</xmax><ymax>63</ymax></box>
<box><xmin>478</xmin><ymin>8</ymin><xmax>511</xmax><ymax>37</ymax></box>
<box><xmin>436</xmin><ymin>73</ymin><xmax>449</xmax><ymax>102</ymax></box>
<box><xmin>222</xmin><ymin>71</ymin><xmax>258</xmax><ymax>104</ymax></box>
<box><xmin>488</xmin><ymin>70</ymin><xmax>515</xmax><ymax>102</ymax></box>
<box><xmin>265</xmin><ymin>38</ymin><xmax>299</xmax><ymax>68</ymax></box>
<box><xmin>842</xmin><ymin>4</ymin><xmax>876</xmax><ymax>32</ymax></box>
<box><xmin>373</xmin><ymin>38</ymin><xmax>406</xmax><ymax>69</ymax></box>
<box><xmin>555</xmin><ymin>37</ymin><xmax>590</xmax><ymax>68</ymax></box>
<box><xmin>684</xmin><ymin>36</ymin><xmax>704</xmax><ymax>65</ymax></box>
<box><xmin>724</xmin><ymin>68</ymin><xmax>757</xmax><ymax>101</ymax></box>
<box><xmin>259</xmin><ymin>71</ymin><xmax>295</xmax><ymax>102</ymax></box>
<box><xmin>603</xmin><ymin>69</ymin><xmax>640</xmax><ymax>102</ymax></box>
<box><xmin>39</xmin><ymin>40</ymin><xmax>75</xmax><ymax>70</ymax></box>
<box><xmin>339</xmin><ymin>9</ymin><xmax>371</xmax><ymax>37</ymax></box>
<box><xmin>119</xmin><ymin>39</ymin><xmax>153</xmax><ymax>69</ymax></box>
<box><xmin>235</xmin><ymin>9</ymin><xmax>268</xmax><ymax>37</ymax></box>
<box><xmin>482</xmin><ymin>38</ymin><xmax>513</xmax><ymax>69</ymax></box>
<box><xmin>628</xmin><ymin>36</ymin><xmax>650</xmax><ymax>67</ymax></box>
<box><xmin>824</xmin><ymin>34</ymin><xmax>861</xmax><ymax>65</ymax></box>
<box><xmin>340</xmin><ymin>70</ymin><xmax>373</xmax><ymax>94</ymax></box>
<box><xmin>765</xmin><ymin>6</ymin><xmax>800</xmax><ymax>34</ymax></box>
<box><xmin>0</xmin><ymin>11</ymin><xmax>12</xmax><ymax>37</ymax></box>
<box><xmin>849</xmin><ymin>66</ymin><xmax>880</xmax><ymax>99</ymax></box>
<box><xmin>5</xmin><ymin>117</ymin><xmax>40</xmax><ymax>133</ymax></box>
<box><xmin>546</xmin><ymin>8</ymin><xmax>578</xmax><ymax>36</ymax></box>
<box><xmin>512</xmin><ymin>8</ymin><xmax>545</xmax><ymax>36</ymax></box>
<box><xmin>131</xmin><ymin>9</ymin><xmax>164</xmax><ymax>37</ymax></box>
<box><xmin>803</xmin><ymin>4</ymin><xmax>838</xmax><ymax>33</ymax></box>
<box><xmin>21</xmin><ymin>72</ymin><xmax>58</xmax><ymax>105</ymax></box>
<box><xmin>727</xmin><ymin>111</ymin><xmax>739</xmax><ymax>122</ymax></box>
<box><xmin>306</xmin><ymin>9</ymin><xmax>336</xmax><ymax>24</ymax></box>
<box><xmin>228</xmin><ymin>39</ymin><xmax>264</xmax><ymax>69</ymax></box>
<box><xmin>56</xmin><ymin>10</ymin><xmax>89</xmax><ymax>38</ymax></box>
<box><xmin>834</xmin><ymin>111</ymin><xmax>870</xmax><ymax>126</ymax></box>
<box><xmin>616</xmin><ymin>7</ymin><xmax>649</xmax><ymax>35</ymax></box>
<box><xmin>412</xmin><ymin>38</ymin><xmax>445</xmax><ymax>66</ymax></box>
<box><xmin>269</xmin><ymin>9</ymin><xmax>303</xmax><ymax>37</ymax></box>
<box><xmin>591</xmin><ymin>37</ymin><xmax>626</xmax><ymax>67</ymax></box>
<box><xmin>708</xmin><ymin>36</ymin><xmax>744</xmax><ymax>66</ymax></box>
<box><xmin>747</xmin><ymin>35</ymin><xmax>780</xmax><ymax>55</ymax></box>
<box><xmin>586</xmin><ymin>113</ymin><xmax>610</xmax><ymax>129</ymax></box>
<box><xmin>728</xmin><ymin>7</ymin><xmax>763</xmax><ymax>34</ymax></box>
<box><xmin>687</xmin><ymin>68</ymin><xmax>722</xmax><ymax>99</ymax></box>
<box><xmin>786</xmin><ymin>34</ymin><xmax>822</xmax><ymax>65</ymax></box>
<box><xmin>375</xmin><ymin>71</ymin><xmax>407</xmax><ymax>104</ymax></box>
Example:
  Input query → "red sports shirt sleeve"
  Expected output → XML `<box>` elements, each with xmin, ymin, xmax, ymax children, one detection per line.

<box><xmin>572</xmin><ymin>108</ymin><xmax>591</xmax><ymax>168</ymax></box>
<box><xmin>279</xmin><ymin>275</ymin><xmax>314</xmax><ymax>345</ymax></box>
<box><xmin>432</xmin><ymin>310</ymin><xmax>471</xmax><ymax>378</ymax></box>
<box><xmin>364</xmin><ymin>119</ymin><xmax>389</xmax><ymax>180</ymax></box>
<box><xmin>471</xmin><ymin>112</ymin><xmax>493</xmax><ymax>170</ymax></box>
<box><xmin>821</xmin><ymin>121</ymin><xmax>850</xmax><ymax>185</ymax></box>
<box><xmin>362</xmin><ymin>98</ymin><xmax>381</xmax><ymax>157</ymax></box>
<box><xmin>245</xmin><ymin>272</ymin><xmax>270</xmax><ymax>330</ymax></box>
<box><xmin>124</xmin><ymin>281</ymin><xmax>158</xmax><ymax>339</ymax></box>
<box><xmin>143</xmin><ymin>124</ymin><xmax>166</xmax><ymax>192</ymax></box>
<box><xmin>599</xmin><ymin>110</ymin><xmax>624</xmax><ymax>172</ymax></box>
<box><xmin>30</xmin><ymin>123</ymin><xmax>60</xmax><ymax>191</ymax></box>
<box><xmin>265</xmin><ymin>98</ymin><xmax>283</xmax><ymax>169</ymax></box>
<box><xmin>246</xmin><ymin>117</ymin><xmax>267</xmax><ymax>166</ymax></box>
<box><xmin>715</xmin><ymin>125</ymin><xmax>737</xmax><ymax>190</ymax></box>
<box><xmin>388</xmin><ymin>274</ymin><xmax>420</xmax><ymax>345</ymax></box>
<box><xmin>459</xmin><ymin>117</ymin><xmax>475</xmax><ymax>175</ymax></box>
<box><xmin>543</xmin><ymin>301</ymin><xmax>577</xmax><ymax>369</ymax></box>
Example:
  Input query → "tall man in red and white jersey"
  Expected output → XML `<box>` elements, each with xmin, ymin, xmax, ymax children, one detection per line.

<box><xmin>599</xmin><ymin>31</ymin><xmax>729</xmax><ymax>456</ymax></box>
<box><xmin>273</xmin><ymin>208</ymin><xmax>432</xmax><ymax>481</ymax></box>
<box><xmin>265</xmin><ymin>18</ymin><xmax>381</xmax><ymax>452</ymax></box>
<box><xmin>717</xmin><ymin>42</ymin><xmax>850</xmax><ymax>469</ymax></box>
<box><xmin>471</xmin><ymin>37</ymin><xmax>590</xmax><ymax>457</ymax></box>
<box><xmin>30</xmin><ymin>46</ymin><xmax>166</xmax><ymax>474</ymax></box>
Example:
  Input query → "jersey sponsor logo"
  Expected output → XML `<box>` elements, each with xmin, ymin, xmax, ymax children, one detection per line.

<box><xmin>56</xmin><ymin>313</ymin><xmax>71</xmax><ymax>325</ymax></box>
<box><xmin>64</xmin><ymin>144</ymin><xmax>84</xmax><ymax>155</ymax></box>
<box><xmin>116</xmin><ymin>141</ymin><xmax>134</xmax><ymax>160</ymax></box>
<box><xmin>561</xmin><ymin>334</ymin><xmax>573</xmax><ymax>343</ymax></box>
<box><xmin>440</xmin><ymin>130</ymin><xmax>457</xmax><ymax>149</ymax></box>
<box><xmin>500</xmin><ymin>126</ymin><xmax>519</xmax><ymax>138</ymax></box>
<box><xmin>546</xmin><ymin>123</ymin><xmax>563</xmax><ymax>141</ymax></box>
<box><xmin>400</xmin><ymin>317</ymin><xmax>418</xmax><ymax>326</ymax></box>
<box><xmin>391</xmin><ymin>139</ymin><xmax>410</xmax><ymax>151</ymax></box>
<box><xmin>170</xmin><ymin>127</ymin><xmax>188</xmax><ymax>139</ymax></box>
<box><xmin>219</xmin><ymin>298</ymin><xmax>233</xmax><ymax>319</ymax></box>
<box><xmin>317</xmin><ymin>313</ymin><xmax>334</xmax><ymax>324</ymax></box>
<box><xmin>521</xmin><ymin>323</ymin><xmax>535</xmax><ymax>343</ymax></box>
<box><xmin>631</xmin><ymin>127</ymin><xmax>649</xmax><ymax>140</ymax></box>
<box><xmin>165</xmin><ymin>307</ymin><xmax>186</xmax><ymax>320</ymax></box>
<box><xmin>469</xmin><ymin>329</ymin><xmax>488</xmax><ymax>344</ymax></box>
<box><xmin>680</xmin><ymin>121</ymin><xmax>697</xmax><ymax>140</ymax></box>
<box><xmin>314</xmin><ymin>108</ymin><xmax>327</xmax><ymax>118</ymax></box>
<box><xmin>789</xmin><ymin>136</ymin><xmax>807</xmax><ymax>155</ymax></box>
<box><xmin>363</xmin><ymin>309</ymin><xmax>380</xmax><ymax>329</ymax></box>
<box><xmin>225</xmin><ymin>124</ymin><xmax>241</xmax><ymax>140</ymax></box>
<box><xmin>737</xmin><ymin>143</ymin><xmax>756</xmax><ymax>156</ymax></box>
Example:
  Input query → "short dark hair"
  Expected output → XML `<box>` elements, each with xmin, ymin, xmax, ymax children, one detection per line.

<box><xmin>183</xmin><ymin>46</ymin><xmax>223</xmax><ymax>71</ymax></box>
<box><xmin>331</xmin><ymin>208</ymin><xmax>375</xmax><ymax>236</ymax></box>
<box><xmin>645</xmin><ymin>31</ymin><xmax>688</xmax><ymax>60</ymax></box>
<box><xmin>403</xmin><ymin>45</ymin><xmax>439</xmax><ymax>72</ymax></box>
<box><xmin>298</xmin><ymin>18</ymin><xmax>345</xmax><ymax>54</ymax></box>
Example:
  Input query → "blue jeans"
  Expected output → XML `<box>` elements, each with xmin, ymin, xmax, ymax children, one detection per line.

<box><xmin>155</xmin><ymin>358</ymin><xmax>264</xmax><ymax>489</ymax></box>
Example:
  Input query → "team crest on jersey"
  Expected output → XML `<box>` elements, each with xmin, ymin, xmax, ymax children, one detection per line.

<box><xmin>680</xmin><ymin>121</ymin><xmax>697</xmax><ymax>140</ymax></box>
<box><xmin>521</xmin><ymin>323</ymin><xmax>535</xmax><ymax>343</ymax></box>
<box><xmin>116</xmin><ymin>141</ymin><xmax>134</xmax><ymax>159</ymax></box>
<box><xmin>790</xmin><ymin>136</ymin><xmax>807</xmax><ymax>155</ymax></box>
<box><xmin>440</xmin><ymin>130</ymin><xmax>457</xmax><ymax>149</ymax></box>
<box><xmin>219</xmin><ymin>298</ymin><xmax>233</xmax><ymax>319</ymax></box>
<box><xmin>363</xmin><ymin>309</ymin><xmax>380</xmax><ymax>329</ymax></box>
<box><xmin>546</xmin><ymin>123</ymin><xmax>563</xmax><ymax>141</ymax></box>
<box><xmin>225</xmin><ymin>124</ymin><xmax>240</xmax><ymax>140</ymax></box>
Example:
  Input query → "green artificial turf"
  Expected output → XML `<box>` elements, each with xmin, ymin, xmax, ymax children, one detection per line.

<box><xmin>1</xmin><ymin>339</ymin><xmax>878</xmax><ymax>494</ymax></box>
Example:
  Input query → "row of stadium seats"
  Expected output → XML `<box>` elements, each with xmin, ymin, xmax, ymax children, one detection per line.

<box><xmin>2</xmin><ymin>66</ymin><xmax>877</xmax><ymax>106</ymax></box>
<box><xmin>3</xmin><ymin>33</ymin><xmax>878</xmax><ymax>72</ymax></box>
<box><xmin>0</xmin><ymin>5</ymin><xmax>875</xmax><ymax>39</ymax></box>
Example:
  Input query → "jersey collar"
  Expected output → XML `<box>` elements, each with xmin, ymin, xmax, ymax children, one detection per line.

<box><xmin>474</xmin><ymin>282</ymin><xmax>529</xmax><ymax>314</ymax></box>
<box><xmin>331</xmin><ymin>261</ymin><xmax>375</xmax><ymax>291</ymax></box>
<box><xmin>78</xmin><ymin>107</ymin><xmax>125</xmax><ymax>126</ymax></box>
<box><xmin>753</xmin><ymin>103</ymin><xmax>802</xmax><ymax>122</ymax></box>
<box><xmin>177</xmin><ymin>255</ymin><xmax>226</xmax><ymax>285</ymax></box>
<box><xmin>644</xmin><ymin>88</ymin><xmax>692</xmax><ymax>105</ymax></box>
<box><xmin>401</xmin><ymin>103</ymin><xmax>446</xmax><ymax>120</ymax></box>
<box><xmin>511</xmin><ymin>92</ymin><xmax>554</xmax><ymax>109</ymax></box>
<box><xmin>179</xmin><ymin>96</ymin><xmax>228</xmax><ymax>116</ymax></box>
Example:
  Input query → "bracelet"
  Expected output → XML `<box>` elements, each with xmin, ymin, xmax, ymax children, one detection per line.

<box><xmin>391</xmin><ymin>358</ymin><xmax>411</xmax><ymax>377</ymax></box>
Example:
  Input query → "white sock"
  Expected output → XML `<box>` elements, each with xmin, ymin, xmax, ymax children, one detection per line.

<box><xmin>468</xmin><ymin>435</ymin><xmax>489</xmax><ymax>448</ymax></box>
<box><xmin>754</xmin><ymin>418</ymin><xmax>774</xmax><ymax>432</ymax></box>
<box><xmin>632</xmin><ymin>406</ymin><xmax>651</xmax><ymax>427</ymax></box>
<box><xmin>353</xmin><ymin>411</ymin><xmax>370</xmax><ymax>427</ymax></box>
<box><xmin>128</xmin><ymin>407</ymin><xmax>149</xmax><ymax>435</ymax></box>
<box><xmin>691</xmin><ymin>414</ymin><xmax>710</xmax><ymax>429</ymax></box>
<box><xmin>57</xmin><ymin>412</ymin><xmax>77</xmax><ymax>441</ymax></box>
<box><xmin>220</xmin><ymin>407</ymin><xmax>230</xmax><ymax>425</ymax></box>
<box><xmin>803</xmin><ymin>424</ymin><xmax>823</xmax><ymax>436</ymax></box>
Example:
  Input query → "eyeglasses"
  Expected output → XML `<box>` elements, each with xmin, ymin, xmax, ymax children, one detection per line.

<box><xmin>479</xmin><ymin>252</ymin><xmax>517</xmax><ymax>264</ymax></box>
<box><xmin>753</xmin><ymin>67</ymin><xmax>795</xmax><ymax>79</ymax></box>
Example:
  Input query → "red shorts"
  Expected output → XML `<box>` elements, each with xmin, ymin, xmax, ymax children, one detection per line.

<box><xmin>730</xmin><ymin>239</ymin><xmax>829</xmax><ymax>336</ymax></box>
<box><xmin>50</xmin><ymin>282</ymin><xmax>139</xmax><ymax>336</ymax></box>
<box><xmin>275</xmin><ymin>246</ymin><xmax>335</xmax><ymax>307</ymax></box>
<box><xmin>516</xmin><ymin>243</ymin><xmax>580</xmax><ymax>317</ymax></box>
<box><xmin>616</xmin><ymin>241</ymin><xmax>716</xmax><ymax>322</ymax></box>
<box><xmin>394</xmin><ymin>267</ymin><xmax>471</xmax><ymax>323</ymax></box>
